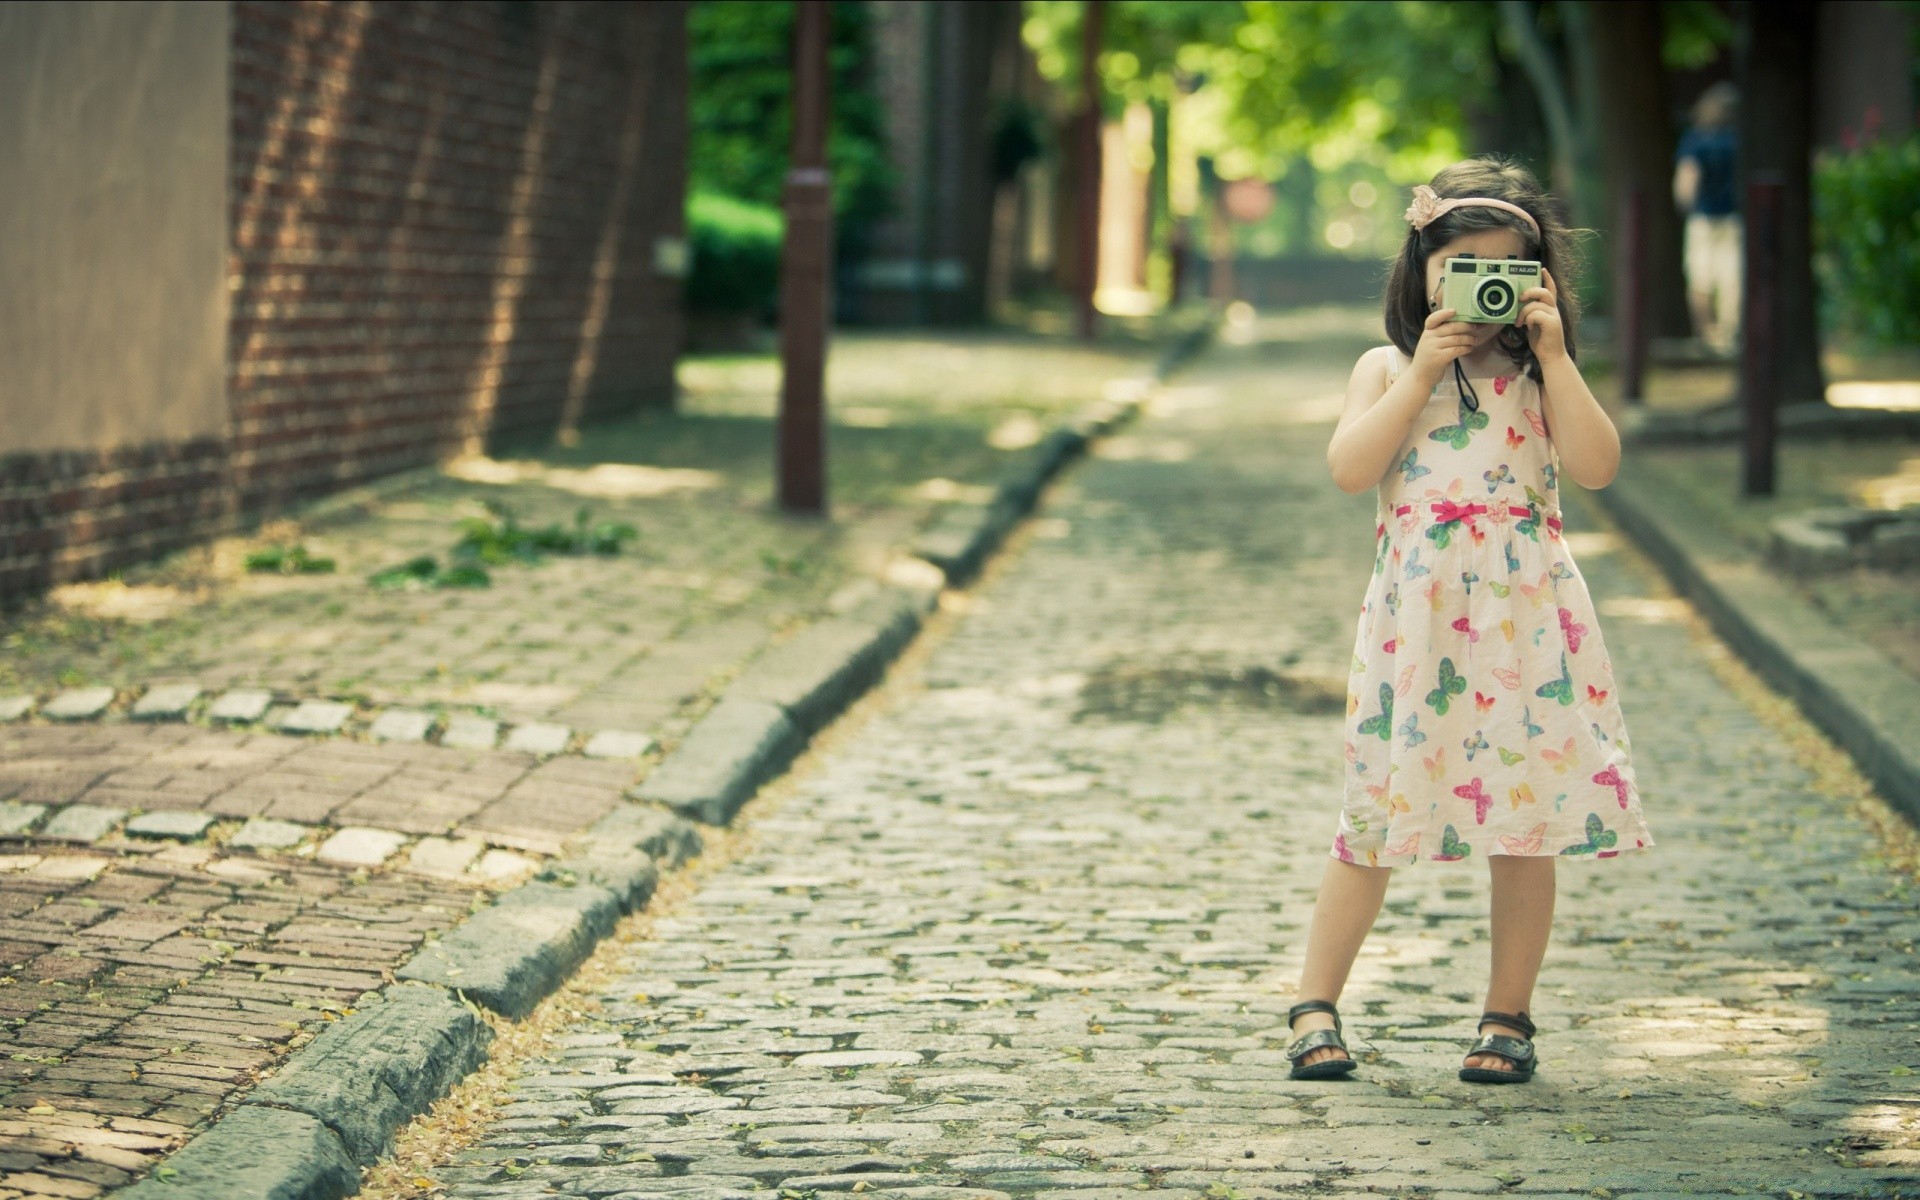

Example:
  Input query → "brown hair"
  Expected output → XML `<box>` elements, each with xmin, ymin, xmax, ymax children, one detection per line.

<box><xmin>1383</xmin><ymin>156</ymin><xmax>1580</xmax><ymax>382</ymax></box>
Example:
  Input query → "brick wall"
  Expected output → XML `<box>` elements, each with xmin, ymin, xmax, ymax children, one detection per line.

<box><xmin>0</xmin><ymin>0</ymin><xmax>687</xmax><ymax>604</ymax></box>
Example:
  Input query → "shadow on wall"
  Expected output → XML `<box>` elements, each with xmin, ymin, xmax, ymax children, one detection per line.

<box><xmin>225</xmin><ymin>0</ymin><xmax>686</xmax><ymax>517</ymax></box>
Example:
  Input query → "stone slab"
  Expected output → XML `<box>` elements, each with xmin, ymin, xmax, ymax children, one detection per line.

<box><xmin>368</xmin><ymin>708</ymin><xmax>436</xmax><ymax>743</ymax></box>
<box><xmin>132</xmin><ymin>683</ymin><xmax>203</xmax><ymax>720</ymax></box>
<box><xmin>396</xmin><ymin>880</ymin><xmax>622</xmax><ymax>1019</ymax></box>
<box><xmin>581</xmin><ymin>729</ymin><xmax>654</xmax><ymax>759</ymax></box>
<box><xmin>229</xmin><ymin>817</ymin><xmax>313</xmax><ymax>851</ymax></box>
<box><xmin>246</xmin><ymin>983</ymin><xmax>493</xmax><ymax>1164</ymax></box>
<box><xmin>38</xmin><ymin>804</ymin><xmax>127</xmax><ymax>841</ymax></box>
<box><xmin>441</xmin><ymin>714</ymin><xmax>500</xmax><ymax>750</ymax></box>
<box><xmin>207</xmin><ymin>688</ymin><xmax>274</xmax><ymax>723</ymax></box>
<box><xmin>504</xmin><ymin>722</ymin><xmax>572</xmax><ymax>756</ymax></box>
<box><xmin>626</xmin><ymin>698</ymin><xmax>803</xmax><ymax>826</ymax></box>
<box><xmin>0</xmin><ymin>803</ymin><xmax>48</xmax><ymax>835</ymax></box>
<box><xmin>277</xmin><ymin>700</ymin><xmax>355</xmax><ymax>735</ymax></box>
<box><xmin>316</xmin><ymin>826</ymin><xmax>409</xmax><ymax>867</ymax></box>
<box><xmin>582</xmin><ymin>804</ymin><xmax>704</xmax><ymax>869</ymax></box>
<box><xmin>471</xmin><ymin>848</ymin><xmax>538</xmax><ymax>882</ymax></box>
<box><xmin>125</xmin><ymin>811</ymin><xmax>217</xmax><ymax>841</ymax></box>
<box><xmin>0</xmin><ymin>695</ymin><xmax>35</xmax><ymax>721</ymax></box>
<box><xmin>114</xmin><ymin>1102</ymin><xmax>358</xmax><ymax>1200</ymax></box>
<box><xmin>729</xmin><ymin>594</ymin><xmax>921</xmax><ymax>736</ymax></box>
<box><xmin>41</xmin><ymin>686</ymin><xmax>116</xmax><ymax>721</ymax></box>
<box><xmin>403</xmin><ymin>835</ymin><xmax>488</xmax><ymax>879</ymax></box>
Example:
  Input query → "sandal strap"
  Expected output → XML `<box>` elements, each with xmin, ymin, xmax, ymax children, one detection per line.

<box><xmin>1285</xmin><ymin>1027</ymin><xmax>1350</xmax><ymax>1061</ymax></box>
<box><xmin>1478</xmin><ymin>1009</ymin><xmax>1536</xmax><ymax>1039</ymax></box>
<box><xmin>1467</xmin><ymin>1032</ymin><xmax>1535</xmax><ymax>1065</ymax></box>
<box><xmin>1288</xmin><ymin>999</ymin><xmax>1340</xmax><ymax>1028</ymax></box>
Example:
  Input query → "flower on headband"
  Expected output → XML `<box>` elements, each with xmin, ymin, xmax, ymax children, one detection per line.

<box><xmin>1404</xmin><ymin>184</ymin><xmax>1442</xmax><ymax>229</ymax></box>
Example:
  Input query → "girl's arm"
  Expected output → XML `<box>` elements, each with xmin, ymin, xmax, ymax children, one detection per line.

<box><xmin>1522</xmin><ymin>270</ymin><xmax>1621</xmax><ymax>489</ymax></box>
<box><xmin>1329</xmin><ymin>310</ymin><xmax>1476</xmax><ymax>494</ymax></box>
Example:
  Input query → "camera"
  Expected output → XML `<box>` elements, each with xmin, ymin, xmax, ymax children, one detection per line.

<box><xmin>1441</xmin><ymin>257</ymin><xmax>1541</xmax><ymax>324</ymax></box>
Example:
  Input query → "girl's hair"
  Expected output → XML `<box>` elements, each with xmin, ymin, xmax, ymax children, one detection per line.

<box><xmin>1383</xmin><ymin>156</ymin><xmax>1580</xmax><ymax>382</ymax></box>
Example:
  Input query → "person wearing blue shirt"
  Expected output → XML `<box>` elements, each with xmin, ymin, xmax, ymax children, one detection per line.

<box><xmin>1673</xmin><ymin>83</ymin><xmax>1741</xmax><ymax>355</ymax></box>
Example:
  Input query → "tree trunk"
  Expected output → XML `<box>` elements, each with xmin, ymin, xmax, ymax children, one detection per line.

<box><xmin>1498</xmin><ymin>0</ymin><xmax>1598</xmax><ymax>226</ymax></box>
<box><xmin>1738</xmin><ymin>0</ymin><xmax>1826</xmax><ymax>406</ymax></box>
<box><xmin>1588</xmin><ymin>1</ymin><xmax>1689</xmax><ymax>338</ymax></box>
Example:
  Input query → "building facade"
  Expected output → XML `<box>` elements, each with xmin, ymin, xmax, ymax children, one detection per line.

<box><xmin>0</xmin><ymin>0</ymin><xmax>688</xmax><ymax>603</ymax></box>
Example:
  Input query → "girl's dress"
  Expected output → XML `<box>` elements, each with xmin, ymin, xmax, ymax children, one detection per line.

<box><xmin>1335</xmin><ymin>347</ymin><xmax>1655</xmax><ymax>866</ymax></box>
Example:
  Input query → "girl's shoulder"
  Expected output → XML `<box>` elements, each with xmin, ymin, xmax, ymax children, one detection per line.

<box><xmin>1360</xmin><ymin>343</ymin><xmax>1405</xmax><ymax>385</ymax></box>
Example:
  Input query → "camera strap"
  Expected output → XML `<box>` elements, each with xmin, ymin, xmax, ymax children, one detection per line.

<box><xmin>1452</xmin><ymin>359</ymin><xmax>1482</xmax><ymax>414</ymax></box>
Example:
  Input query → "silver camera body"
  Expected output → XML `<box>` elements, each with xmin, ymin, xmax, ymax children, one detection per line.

<box><xmin>1441</xmin><ymin>257</ymin><xmax>1541</xmax><ymax>324</ymax></box>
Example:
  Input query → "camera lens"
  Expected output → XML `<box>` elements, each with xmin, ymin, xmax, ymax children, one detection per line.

<box><xmin>1475</xmin><ymin>277</ymin><xmax>1516</xmax><ymax>318</ymax></box>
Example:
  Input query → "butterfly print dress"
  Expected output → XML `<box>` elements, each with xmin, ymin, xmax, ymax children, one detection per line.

<box><xmin>1334</xmin><ymin>348</ymin><xmax>1655</xmax><ymax>866</ymax></box>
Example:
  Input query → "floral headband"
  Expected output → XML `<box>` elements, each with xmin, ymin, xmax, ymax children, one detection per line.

<box><xmin>1404</xmin><ymin>184</ymin><xmax>1541</xmax><ymax>243</ymax></box>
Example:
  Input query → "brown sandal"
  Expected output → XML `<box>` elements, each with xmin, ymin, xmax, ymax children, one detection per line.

<box><xmin>1285</xmin><ymin>1000</ymin><xmax>1358</xmax><ymax>1080</ymax></box>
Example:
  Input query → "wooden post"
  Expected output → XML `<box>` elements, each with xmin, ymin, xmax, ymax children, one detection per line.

<box><xmin>1616</xmin><ymin>185</ymin><xmax>1646</xmax><ymax>405</ymax></box>
<box><xmin>1073</xmin><ymin>0</ymin><xmax>1103</xmax><ymax>341</ymax></box>
<box><xmin>778</xmin><ymin>0</ymin><xmax>831</xmax><ymax>514</ymax></box>
<box><xmin>1740</xmin><ymin>174</ymin><xmax>1782</xmax><ymax>497</ymax></box>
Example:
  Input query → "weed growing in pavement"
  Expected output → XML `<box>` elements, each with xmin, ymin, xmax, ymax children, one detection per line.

<box><xmin>367</xmin><ymin>501</ymin><xmax>637</xmax><ymax>590</ymax></box>
<box><xmin>243</xmin><ymin>543</ymin><xmax>337</xmax><ymax>574</ymax></box>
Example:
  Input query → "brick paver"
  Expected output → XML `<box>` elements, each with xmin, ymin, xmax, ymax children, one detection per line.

<box><xmin>0</xmin><ymin>840</ymin><xmax>488</xmax><ymax>1195</ymax></box>
<box><xmin>422</xmin><ymin>314</ymin><xmax>1919</xmax><ymax>1198</ymax></box>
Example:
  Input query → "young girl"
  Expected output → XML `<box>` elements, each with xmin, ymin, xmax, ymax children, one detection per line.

<box><xmin>1283</xmin><ymin>157</ymin><xmax>1656</xmax><ymax>1085</ymax></box>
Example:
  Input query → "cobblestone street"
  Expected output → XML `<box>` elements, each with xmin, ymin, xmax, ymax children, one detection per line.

<box><xmin>422</xmin><ymin>316</ymin><xmax>1920</xmax><ymax>1200</ymax></box>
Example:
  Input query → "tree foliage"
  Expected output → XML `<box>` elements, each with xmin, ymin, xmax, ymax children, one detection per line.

<box><xmin>687</xmin><ymin>0</ymin><xmax>893</xmax><ymax>226</ymax></box>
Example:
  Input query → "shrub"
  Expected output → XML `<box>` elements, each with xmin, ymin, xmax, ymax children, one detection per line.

<box><xmin>1813</xmin><ymin>130</ymin><xmax>1920</xmax><ymax>345</ymax></box>
<box><xmin>685</xmin><ymin>190</ymin><xmax>783</xmax><ymax>316</ymax></box>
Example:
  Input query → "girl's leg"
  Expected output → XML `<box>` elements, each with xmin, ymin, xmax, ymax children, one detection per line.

<box><xmin>1291</xmin><ymin>857</ymin><xmax>1393</xmax><ymax>1066</ymax></box>
<box><xmin>1467</xmin><ymin>853</ymin><xmax>1557</xmax><ymax>1071</ymax></box>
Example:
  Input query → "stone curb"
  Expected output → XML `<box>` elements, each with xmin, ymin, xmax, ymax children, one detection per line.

<box><xmin>105</xmin><ymin>317</ymin><xmax>1214</xmax><ymax>1199</ymax></box>
<box><xmin>1590</xmin><ymin>464</ymin><xmax>1920</xmax><ymax>825</ymax></box>
<box><xmin>1621</xmin><ymin>400</ymin><xmax>1920</xmax><ymax>444</ymax></box>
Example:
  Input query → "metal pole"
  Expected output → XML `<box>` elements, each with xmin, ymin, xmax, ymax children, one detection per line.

<box><xmin>1073</xmin><ymin>0</ymin><xmax>1103</xmax><ymax>341</ymax></box>
<box><xmin>778</xmin><ymin>0</ymin><xmax>831</xmax><ymax>514</ymax></box>
<box><xmin>1617</xmin><ymin>185</ymin><xmax>1646</xmax><ymax>405</ymax></box>
<box><xmin>1740</xmin><ymin>174</ymin><xmax>1781</xmax><ymax>497</ymax></box>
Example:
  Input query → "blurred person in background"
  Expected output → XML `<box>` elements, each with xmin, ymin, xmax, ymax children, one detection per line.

<box><xmin>1672</xmin><ymin>82</ymin><xmax>1742</xmax><ymax>356</ymax></box>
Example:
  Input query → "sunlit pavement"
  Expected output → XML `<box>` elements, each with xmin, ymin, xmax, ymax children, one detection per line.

<box><xmin>425</xmin><ymin>312</ymin><xmax>1920</xmax><ymax>1198</ymax></box>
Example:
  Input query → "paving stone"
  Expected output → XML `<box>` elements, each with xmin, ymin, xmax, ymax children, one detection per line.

<box><xmin>471</xmin><ymin>848</ymin><xmax>539</xmax><ymax>882</ymax></box>
<box><xmin>124</xmin><ymin>810</ymin><xmax>216</xmax><ymax>840</ymax></box>
<box><xmin>0</xmin><ymin>695</ymin><xmax>34</xmax><ymax>721</ymax></box>
<box><xmin>369</xmin><ymin>707</ymin><xmax>437</xmax><ymax>742</ymax></box>
<box><xmin>207</xmin><ymin>688</ymin><xmax>274</xmax><ymax>723</ymax></box>
<box><xmin>277</xmin><ymin>699</ymin><xmax>356</xmax><ymax>735</ymax></box>
<box><xmin>131</xmin><ymin>682</ymin><xmax>203</xmax><ymax>720</ymax></box>
<box><xmin>316</xmin><ymin>826</ymin><xmax>410</xmax><ymax>867</ymax></box>
<box><xmin>442</xmin><ymin>714</ymin><xmax>501</xmax><ymax>749</ymax></box>
<box><xmin>582</xmin><ymin>729</ymin><xmax>656</xmax><ymax>759</ymax></box>
<box><xmin>505</xmin><ymin>722</ymin><xmax>573</xmax><ymax>756</ymax></box>
<box><xmin>38</xmin><ymin>804</ymin><xmax>128</xmax><ymax>841</ymax></box>
<box><xmin>228</xmin><ymin>816</ymin><xmax>314</xmax><ymax>850</ymax></box>
<box><xmin>0</xmin><ymin>802</ymin><xmax>47</xmax><ymax>834</ymax></box>
<box><xmin>41</xmin><ymin>686</ymin><xmax>117</xmax><ymax>720</ymax></box>
<box><xmin>404</xmin><ymin>835</ymin><xmax>489</xmax><ymax>879</ymax></box>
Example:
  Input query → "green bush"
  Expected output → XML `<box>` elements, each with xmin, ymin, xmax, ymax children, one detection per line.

<box><xmin>685</xmin><ymin>190</ymin><xmax>783</xmax><ymax>316</ymax></box>
<box><xmin>1814</xmin><ymin>132</ymin><xmax>1920</xmax><ymax>345</ymax></box>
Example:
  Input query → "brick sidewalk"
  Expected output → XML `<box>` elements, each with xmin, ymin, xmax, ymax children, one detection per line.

<box><xmin>0</xmin><ymin>327</ymin><xmax>1170</xmax><ymax>1198</ymax></box>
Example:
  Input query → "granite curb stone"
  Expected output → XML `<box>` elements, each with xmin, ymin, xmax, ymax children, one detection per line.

<box><xmin>1591</xmin><ymin>463</ymin><xmax>1920</xmax><ymax>823</ymax></box>
<box><xmin>245</xmin><ymin>983</ymin><xmax>493</xmax><ymax>1164</ymax></box>
<box><xmin>42</xmin><ymin>686</ymin><xmax>116</xmax><ymax>720</ymax></box>
<box><xmin>132</xmin><ymin>683</ymin><xmax>203</xmax><ymax>720</ymax></box>
<box><xmin>394</xmin><ymin>879</ymin><xmax>623</xmax><ymax>1019</ymax></box>
<box><xmin>628</xmin><ymin>697</ymin><xmax>805</xmax><ymax>826</ymax></box>
<box><xmin>0</xmin><ymin>695</ymin><xmax>34</xmax><ymax>721</ymax></box>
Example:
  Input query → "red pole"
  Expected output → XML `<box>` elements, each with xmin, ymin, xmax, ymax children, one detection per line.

<box><xmin>778</xmin><ymin>0</ymin><xmax>831</xmax><ymax>514</ymax></box>
<box><xmin>1617</xmin><ymin>185</ymin><xmax>1646</xmax><ymax>405</ymax></box>
<box><xmin>1740</xmin><ymin>174</ymin><xmax>1781</xmax><ymax>497</ymax></box>
<box><xmin>1073</xmin><ymin>0</ymin><xmax>1104</xmax><ymax>341</ymax></box>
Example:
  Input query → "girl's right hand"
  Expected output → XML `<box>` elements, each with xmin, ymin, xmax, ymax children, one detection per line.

<box><xmin>1410</xmin><ymin>307</ymin><xmax>1475</xmax><ymax>384</ymax></box>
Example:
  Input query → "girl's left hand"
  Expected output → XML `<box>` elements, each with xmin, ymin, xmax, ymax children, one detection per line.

<box><xmin>1518</xmin><ymin>269</ymin><xmax>1566</xmax><ymax>361</ymax></box>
